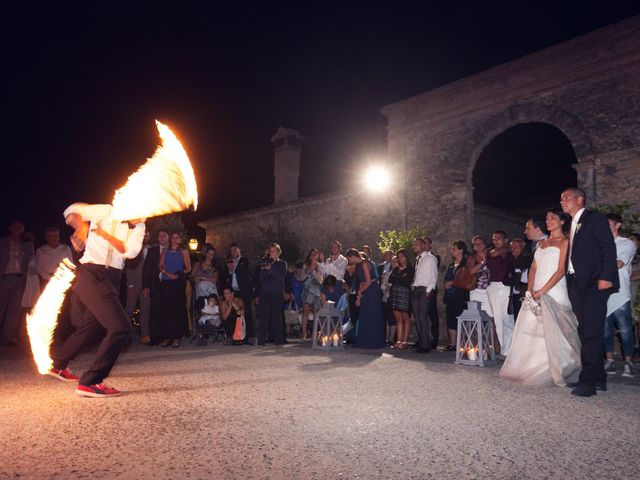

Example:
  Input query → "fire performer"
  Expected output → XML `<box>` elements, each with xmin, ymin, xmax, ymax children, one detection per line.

<box><xmin>27</xmin><ymin>120</ymin><xmax>197</xmax><ymax>395</ymax></box>
<box><xmin>48</xmin><ymin>203</ymin><xmax>146</xmax><ymax>398</ymax></box>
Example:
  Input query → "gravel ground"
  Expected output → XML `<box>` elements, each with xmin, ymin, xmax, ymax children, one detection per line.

<box><xmin>1</xmin><ymin>339</ymin><xmax>639</xmax><ymax>480</ymax></box>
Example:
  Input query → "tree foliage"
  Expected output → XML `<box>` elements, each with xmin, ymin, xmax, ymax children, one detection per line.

<box><xmin>247</xmin><ymin>222</ymin><xmax>303</xmax><ymax>264</ymax></box>
<box><xmin>376</xmin><ymin>226</ymin><xmax>427</xmax><ymax>259</ymax></box>
<box><xmin>591</xmin><ymin>202</ymin><xmax>640</xmax><ymax>235</ymax></box>
<box><xmin>146</xmin><ymin>213</ymin><xmax>188</xmax><ymax>244</ymax></box>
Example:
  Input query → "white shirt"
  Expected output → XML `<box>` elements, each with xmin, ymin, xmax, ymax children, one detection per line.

<box><xmin>5</xmin><ymin>240</ymin><xmax>23</xmax><ymax>274</ymax></box>
<box><xmin>324</xmin><ymin>254</ymin><xmax>348</xmax><ymax>282</ymax></box>
<box><xmin>36</xmin><ymin>244</ymin><xmax>73</xmax><ymax>281</ymax></box>
<box><xmin>567</xmin><ymin>208</ymin><xmax>586</xmax><ymax>275</ymax></box>
<box><xmin>63</xmin><ymin>203</ymin><xmax>146</xmax><ymax>270</ymax></box>
<box><xmin>379</xmin><ymin>261</ymin><xmax>392</xmax><ymax>276</ymax></box>
<box><xmin>412</xmin><ymin>251</ymin><xmax>438</xmax><ymax>292</ymax></box>
<box><xmin>607</xmin><ymin>236</ymin><xmax>637</xmax><ymax>317</ymax></box>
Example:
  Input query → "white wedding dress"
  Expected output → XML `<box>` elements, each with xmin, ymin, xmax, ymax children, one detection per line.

<box><xmin>499</xmin><ymin>246</ymin><xmax>581</xmax><ymax>387</ymax></box>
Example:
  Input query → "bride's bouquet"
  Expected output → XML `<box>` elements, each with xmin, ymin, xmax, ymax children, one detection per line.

<box><xmin>522</xmin><ymin>291</ymin><xmax>542</xmax><ymax>316</ymax></box>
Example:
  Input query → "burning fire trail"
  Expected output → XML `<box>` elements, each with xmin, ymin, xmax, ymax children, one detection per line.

<box><xmin>27</xmin><ymin>120</ymin><xmax>199</xmax><ymax>375</ymax></box>
<box><xmin>112</xmin><ymin>120</ymin><xmax>198</xmax><ymax>221</ymax></box>
<box><xmin>26</xmin><ymin>259</ymin><xmax>76</xmax><ymax>374</ymax></box>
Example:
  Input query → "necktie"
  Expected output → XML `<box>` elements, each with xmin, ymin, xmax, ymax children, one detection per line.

<box><xmin>568</xmin><ymin>219</ymin><xmax>578</xmax><ymax>274</ymax></box>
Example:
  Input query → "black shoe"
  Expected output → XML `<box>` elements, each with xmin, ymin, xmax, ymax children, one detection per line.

<box><xmin>413</xmin><ymin>347</ymin><xmax>431</xmax><ymax>353</ymax></box>
<box><xmin>571</xmin><ymin>386</ymin><xmax>597</xmax><ymax>397</ymax></box>
<box><xmin>568</xmin><ymin>381</ymin><xmax>606</xmax><ymax>391</ymax></box>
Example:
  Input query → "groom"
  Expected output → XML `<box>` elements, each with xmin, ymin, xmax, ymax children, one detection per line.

<box><xmin>560</xmin><ymin>187</ymin><xmax>618</xmax><ymax>397</ymax></box>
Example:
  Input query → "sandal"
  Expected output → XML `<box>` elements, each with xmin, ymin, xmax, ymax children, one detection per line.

<box><xmin>398</xmin><ymin>342</ymin><xmax>409</xmax><ymax>350</ymax></box>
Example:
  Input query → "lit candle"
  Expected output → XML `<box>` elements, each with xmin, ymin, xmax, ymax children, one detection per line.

<box><xmin>322</xmin><ymin>336</ymin><xmax>328</xmax><ymax>347</ymax></box>
<box><xmin>332</xmin><ymin>333</ymin><xmax>339</xmax><ymax>347</ymax></box>
<box><xmin>467</xmin><ymin>347</ymin><xmax>477</xmax><ymax>361</ymax></box>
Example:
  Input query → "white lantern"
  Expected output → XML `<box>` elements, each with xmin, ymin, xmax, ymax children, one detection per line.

<box><xmin>455</xmin><ymin>301</ymin><xmax>496</xmax><ymax>366</ymax></box>
<box><xmin>312</xmin><ymin>302</ymin><xmax>343</xmax><ymax>351</ymax></box>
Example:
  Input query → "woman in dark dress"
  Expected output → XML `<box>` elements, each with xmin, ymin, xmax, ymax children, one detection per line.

<box><xmin>346</xmin><ymin>249</ymin><xmax>385</xmax><ymax>349</ymax></box>
<box><xmin>443</xmin><ymin>240</ymin><xmax>470</xmax><ymax>351</ymax></box>
<box><xmin>158</xmin><ymin>232</ymin><xmax>192</xmax><ymax>347</ymax></box>
<box><xmin>388</xmin><ymin>249</ymin><xmax>415</xmax><ymax>350</ymax></box>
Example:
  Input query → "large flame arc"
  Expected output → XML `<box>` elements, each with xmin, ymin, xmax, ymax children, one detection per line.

<box><xmin>26</xmin><ymin>259</ymin><xmax>77</xmax><ymax>374</ymax></box>
<box><xmin>28</xmin><ymin>120</ymin><xmax>199</xmax><ymax>375</ymax></box>
<box><xmin>112</xmin><ymin>120</ymin><xmax>198</xmax><ymax>221</ymax></box>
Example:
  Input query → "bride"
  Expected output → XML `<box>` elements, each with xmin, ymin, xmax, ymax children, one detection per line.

<box><xmin>499</xmin><ymin>207</ymin><xmax>581</xmax><ymax>386</ymax></box>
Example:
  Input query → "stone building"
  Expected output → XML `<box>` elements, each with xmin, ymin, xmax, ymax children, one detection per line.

<box><xmin>201</xmin><ymin>16</ymin><xmax>640</xmax><ymax>262</ymax></box>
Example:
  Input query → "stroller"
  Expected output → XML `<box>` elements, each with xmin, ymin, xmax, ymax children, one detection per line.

<box><xmin>191</xmin><ymin>291</ymin><xmax>227</xmax><ymax>346</ymax></box>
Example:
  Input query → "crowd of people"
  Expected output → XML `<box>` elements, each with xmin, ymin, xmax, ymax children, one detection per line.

<box><xmin>1</xmin><ymin>188</ymin><xmax>639</xmax><ymax>397</ymax></box>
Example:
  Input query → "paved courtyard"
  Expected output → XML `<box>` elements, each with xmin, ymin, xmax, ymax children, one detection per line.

<box><xmin>1</xmin><ymin>340</ymin><xmax>638</xmax><ymax>479</ymax></box>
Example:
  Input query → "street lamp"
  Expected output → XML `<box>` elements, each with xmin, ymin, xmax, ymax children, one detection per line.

<box><xmin>364</xmin><ymin>165</ymin><xmax>391</xmax><ymax>192</ymax></box>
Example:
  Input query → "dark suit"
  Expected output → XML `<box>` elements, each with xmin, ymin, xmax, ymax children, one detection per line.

<box><xmin>142</xmin><ymin>245</ymin><xmax>163</xmax><ymax>343</ymax></box>
<box><xmin>124</xmin><ymin>246</ymin><xmax>150</xmax><ymax>337</ymax></box>
<box><xmin>378</xmin><ymin>262</ymin><xmax>394</xmax><ymax>336</ymax></box>
<box><xmin>224</xmin><ymin>257</ymin><xmax>254</xmax><ymax>339</ymax></box>
<box><xmin>0</xmin><ymin>237</ymin><xmax>33</xmax><ymax>342</ymax></box>
<box><xmin>428</xmin><ymin>253</ymin><xmax>441</xmax><ymax>348</ymax></box>
<box><xmin>567</xmin><ymin>209</ymin><xmax>618</xmax><ymax>390</ymax></box>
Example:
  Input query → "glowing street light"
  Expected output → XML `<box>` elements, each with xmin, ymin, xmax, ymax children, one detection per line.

<box><xmin>364</xmin><ymin>165</ymin><xmax>391</xmax><ymax>192</ymax></box>
<box><xmin>189</xmin><ymin>238</ymin><xmax>199</xmax><ymax>251</ymax></box>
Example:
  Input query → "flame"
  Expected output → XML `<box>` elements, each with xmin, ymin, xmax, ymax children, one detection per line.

<box><xmin>26</xmin><ymin>259</ymin><xmax>77</xmax><ymax>374</ymax></box>
<box><xmin>112</xmin><ymin>120</ymin><xmax>198</xmax><ymax>221</ymax></box>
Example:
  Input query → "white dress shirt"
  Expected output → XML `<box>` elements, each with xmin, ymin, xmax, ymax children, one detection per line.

<box><xmin>36</xmin><ymin>244</ymin><xmax>73</xmax><ymax>281</ymax></box>
<box><xmin>324</xmin><ymin>254</ymin><xmax>347</xmax><ymax>282</ymax></box>
<box><xmin>63</xmin><ymin>203</ymin><xmax>146</xmax><ymax>270</ymax></box>
<box><xmin>567</xmin><ymin>207</ymin><xmax>585</xmax><ymax>275</ymax></box>
<box><xmin>412</xmin><ymin>251</ymin><xmax>438</xmax><ymax>292</ymax></box>
<box><xmin>607</xmin><ymin>236</ymin><xmax>637</xmax><ymax>316</ymax></box>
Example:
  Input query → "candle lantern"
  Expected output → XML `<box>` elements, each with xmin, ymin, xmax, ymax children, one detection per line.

<box><xmin>312</xmin><ymin>302</ymin><xmax>343</xmax><ymax>351</ymax></box>
<box><xmin>455</xmin><ymin>301</ymin><xmax>495</xmax><ymax>366</ymax></box>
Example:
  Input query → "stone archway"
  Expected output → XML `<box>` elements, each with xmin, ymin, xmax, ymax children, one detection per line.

<box><xmin>462</xmin><ymin>103</ymin><xmax>596</xmax><ymax>237</ymax></box>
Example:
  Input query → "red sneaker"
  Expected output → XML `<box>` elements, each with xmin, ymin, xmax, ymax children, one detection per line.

<box><xmin>48</xmin><ymin>368</ymin><xmax>80</xmax><ymax>382</ymax></box>
<box><xmin>75</xmin><ymin>383</ymin><xmax>123</xmax><ymax>398</ymax></box>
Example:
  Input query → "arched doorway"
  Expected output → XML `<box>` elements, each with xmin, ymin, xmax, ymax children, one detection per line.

<box><xmin>472</xmin><ymin>123</ymin><xmax>578</xmax><ymax>221</ymax></box>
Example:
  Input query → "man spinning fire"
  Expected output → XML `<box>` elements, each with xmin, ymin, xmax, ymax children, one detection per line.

<box><xmin>48</xmin><ymin>204</ymin><xmax>146</xmax><ymax>397</ymax></box>
<box><xmin>27</xmin><ymin>120</ymin><xmax>198</xmax><ymax>398</ymax></box>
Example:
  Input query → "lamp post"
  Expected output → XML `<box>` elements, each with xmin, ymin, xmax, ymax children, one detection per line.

<box><xmin>364</xmin><ymin>165</ymin><xmax>390</xmax><ymax>192</ymax></box>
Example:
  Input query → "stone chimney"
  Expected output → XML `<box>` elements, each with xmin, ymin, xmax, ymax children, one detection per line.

<box><xmin>270</xmin><ymin>127</ymin><xmax>305</xmax><ymax>204</ymax></box>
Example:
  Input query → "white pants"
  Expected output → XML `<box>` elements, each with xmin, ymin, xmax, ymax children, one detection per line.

<box><xmin>486</xmin><ymin>282</ymin><xmax>515</xmax><ymax>355</ymax></box>
<box><xmin>470</xmin><ymin>288</ymin><xmax>493</xmax><ymax>317</ymax></box>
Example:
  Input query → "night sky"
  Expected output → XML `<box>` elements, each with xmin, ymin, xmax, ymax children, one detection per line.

<box><xmin>3</xmin><ymin>1</ymin><xmax>639</xmax><ymax>244</ymax></box>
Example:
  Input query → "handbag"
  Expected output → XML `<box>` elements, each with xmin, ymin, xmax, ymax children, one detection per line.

<box><xmin>284</xmin><ymin>300</ymin><xmax>299</xmax><ymax>325</ymax></box>
<box><xmin>452</xmin><ymin>264</ymin><xmax>476</xmax><ymax>291</ymax></box>
<box><xmin>233</xmin><ymin>315</ymin><xmax>246</xmax><ymax>341</ymax></box>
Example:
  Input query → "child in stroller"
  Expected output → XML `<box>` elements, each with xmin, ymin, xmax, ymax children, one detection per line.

<box><xmin>194</xmin><ymin>294</ymin><xmax>227</xmax><ymax>345</ymax></box>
